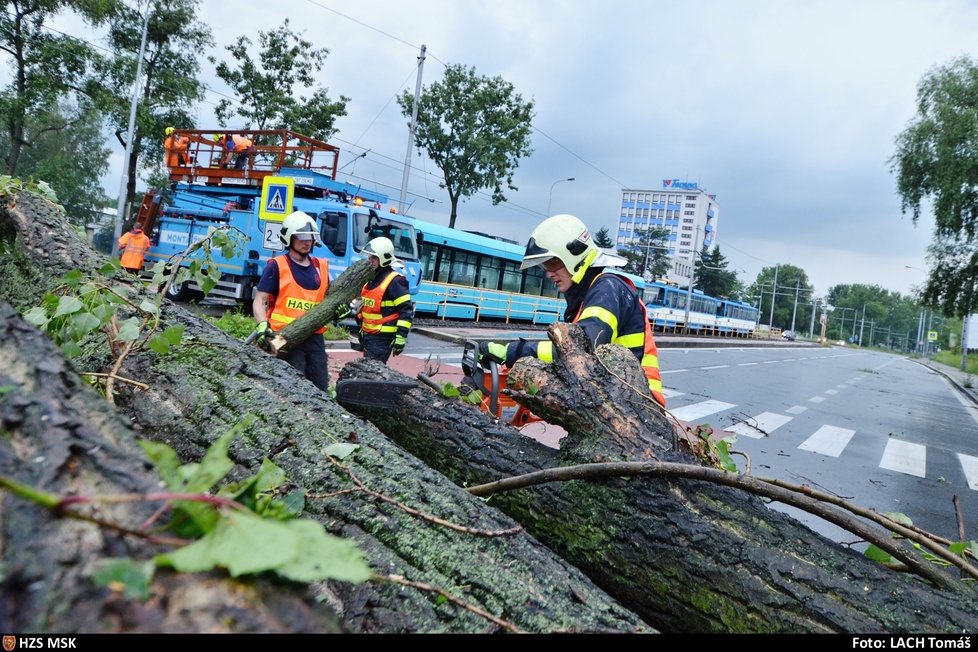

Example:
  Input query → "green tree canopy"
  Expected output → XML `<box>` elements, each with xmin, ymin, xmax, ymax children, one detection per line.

<box><xmin>210</xmin><ymin>18</ymin><xmax>348</xmax><ymax>140</ymax></box>
<box><xmin>891</xmin><ymin>55</ymin><xmax>978</xmax><ymax>317</ymax></box>
<box><xmin>747</xmin><ymin>264</ymin><xmax>813</xmax><ymax>331</ymax></box>
<box><xmin>3</xmin><ymin>100</ymin><xmax>110</xmax><ymax>225</ymax></box>
<box><xmin>398</xmin><ymin>63</ymin><xmax>534</xmax><ymax>229</ymax></box>
<box><xmin>826</xmin><ymin>283</ymin><xmax>923</xmax><ymax>348</ymax></box>
<box><xmin>593</xmin><ymin>226</ymin><xmax>614</xmax><ymax>249</ymax></box>
<box><xmin>98</xmin><ymin>0</ymin><xmax>213</xmax><ymax>218</ymax></box>
<box><xmin>694</xmin><ymin>246</ymin><xmax>740</xmax><ymax>300</ymax></box>
<box><xmin>0</xmin><ymin>0</ymin><xmax>115</xmax><ymax>175</ymax></box>
<box><xmin>620</xmin><ymin>227</ymin><xmax>670</xmax><ymax>279</ymax></box>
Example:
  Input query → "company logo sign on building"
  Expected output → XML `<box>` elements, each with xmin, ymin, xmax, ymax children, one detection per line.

<box><xmin>662</xmin><ymin>179</ymin><xmax>698</xmax><ymax>190</ymax></box>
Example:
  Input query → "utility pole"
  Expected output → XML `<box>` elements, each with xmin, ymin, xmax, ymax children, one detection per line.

<box><xmin>808</xmin><ymin>298</ymin><xmax>817</xmax><ymax>338</ymax></box>
<box><xmin>768</xmin><ymin>264</ymin><xmax>779</xmax><ymax>328</ymax></box>
<box><xmin>112</xmin><ymin>2</ymin><xmax>152</xmax><ymax>256</ymax></box>
<box><xmin>790</xmin><ymin>279</ymin><xmax>800</xmax><ymax>332</ymax></box>
<box><xmin>857</xmin><ymin>304</ymin><xmax>866</xmax><ymax>347</ymax></box>
<box><xmin>682</xmin><ymin>227</ymin><xmax>701</xmax><ymax>334</ymax></box>
<box><xmin>399</xmin><ymin>44</ymin><xmax>426</xmax><ymax>215</ymax></box>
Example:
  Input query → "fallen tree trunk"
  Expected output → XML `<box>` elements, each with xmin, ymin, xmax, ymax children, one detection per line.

<box><xmin>0</xmin><ymin>190</ymin><xmax>648</xmax><ymax>633</ymax></box>
<box><xmin>338</xmin><ymin>323</ymin><xmax>978</xmax><ymax>633</ymax></box>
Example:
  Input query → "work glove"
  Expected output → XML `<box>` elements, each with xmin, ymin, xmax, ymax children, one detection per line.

<box><xmin>335</xmin><ymin>304</ymin><xmax>351</xmax><ymax>320</ymax></box>
<box><xmin>391</xmin><ymin>334</ymin><xmax>407</xmax><ymax>356</ymax></box>
<box><xmin>254</xmin><ymin>320</ymin><xmax>272</xmax><ymax>344</ymax></box>
<box><xmin>478</xmin><ymin>341</ymin><xmax>508</xmax><ymax>365</ymax></box>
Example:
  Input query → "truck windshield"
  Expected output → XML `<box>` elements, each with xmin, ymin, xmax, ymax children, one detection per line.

<box><xmin>353</xmin><ymin>211</ymin><xmax>418</xmax><ymax>261</ymax></box>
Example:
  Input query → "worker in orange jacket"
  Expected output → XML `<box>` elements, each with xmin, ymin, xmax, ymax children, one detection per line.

<box><xmin>117</xmin><ymin>224</ymin><xmax>151</xmax><ymax>274</ymax></box>
<box><xmin>215</xmin><ymin>133</ymin><xmax>255</xmax><ymax>170</ymax></box>
<box><xmin>163</xmin><ymin>126</ymin><xmax>191</xmax><ymax>168</ymax></box>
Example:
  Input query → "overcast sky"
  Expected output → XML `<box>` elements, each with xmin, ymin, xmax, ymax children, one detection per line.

<box><xmin>93</xmin><ymin>0</ymin><xmax>978</xmax><ymax>298</ymax></box>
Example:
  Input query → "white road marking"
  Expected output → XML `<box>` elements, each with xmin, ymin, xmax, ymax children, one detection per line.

<box><xmin>879</xmin><ymin>439</ymin><xmax>926</xmax><ymax>478</ymax></box>
<box><xmin>738</xmin><ymin>362</ymin><xmax>759</xmax><ymax>366</ymax></box>
<box><xmin>809</xmin><ymin>396</ymin><xmax>826</xmax><ymax>403</ymax></box>
<box><xmin>798</xmin><ymin>425</ymin><xmax>857</xmax><ymax>457</ymax></box>
<box><xmin>661</xmin><ymin>388</ymin><xmax>684</xmax><ymax>399</ymax></box>
<box><xmin>661</xmin><ymin>368</ymin><xmax>688</xmax><ymax>374</ymax></box>
<box><xmin>786</xmin><ymin>405</ymin><xmax>808</xmax><ymax>415</ymax></box>
<box><xmin>958</xmin><ymin>453</ymin><xmax>978</xmax><ymax>491</ymax></box>
<box><xmin>702</xmin><ymin>365</ymin><xmax>729</xmax><ymax>370</ymax></box>
<box><xmin>727</xmin><ymin>412</ymin><xmax>793</xmax><ymax>439</ymax></box>
<box><xmin>669</xmin><ymin>400</ymin><xmax>737</xmax><ymax>422</ymax></box>
<box><xmin>825</xmin><ymin>389</ymin><xmax>838</xmax><ymax>395</ymax></box>
<box><xmin>763</xmin><ymin>360</ymin><xmax>780</xmax><ymax>364</ymax></box>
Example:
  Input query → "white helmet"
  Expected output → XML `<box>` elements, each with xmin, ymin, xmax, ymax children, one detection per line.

<box><xmin>279</xmin><ymin>210</ymin><xmax>321</xmax><ymax>246</ymax></box>
<box><xmin>362</xmin><ymin>236</ymin><xmax>397</xmax><ymax>267</ymax></box>
<box><xmin>521</xmin><ymin>214</ymin><xmax>599</xmax><ymax>282</ymax></box>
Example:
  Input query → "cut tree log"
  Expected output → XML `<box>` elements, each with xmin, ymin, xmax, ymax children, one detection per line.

<box><xmin>0</xmin><ymin>190</ymin><xmax>649</xmax><ymax>633</ymax></box>
<box><xmin>337</xmin><ymin>323</ymin><xmax>978</xmax><ymax>633</ymax></box>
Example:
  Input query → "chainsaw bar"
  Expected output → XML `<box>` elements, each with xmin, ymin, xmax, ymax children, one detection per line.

<box><xmin>335</xmin><ymin>379</ymin><xmax>417</xmax><ymax>408</ymax></box>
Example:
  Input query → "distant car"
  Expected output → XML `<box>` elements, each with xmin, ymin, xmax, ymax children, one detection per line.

<box><xmin>781</xmin><ymin>330</ymin><xmax>796</xmax><ymax>341</ymax></box>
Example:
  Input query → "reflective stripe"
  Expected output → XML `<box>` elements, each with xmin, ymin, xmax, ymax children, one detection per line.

<box><xmin>537</xmin><ymin>341</ymin><xmax>554</xmax><ymax>362</ymax></box>
<box><xmin>616</xmin><ymin>332</ymin><xmax>644</xmax><ymax>349</ymax></box>
<box><xmin>361</xmin><ymin>270</ymin><xmax>401</xmax><ymax>334</ymax></box>
<box><xmin>390</xmin><ymin>294</ymin><xmax>411</xmax><ymax>306</ymax></box>
<box><xmin>578</xmin><ymin>305</ymin><xmax>619</xmax><ymax>340</ymax></box>
<box><xmin>396</xmin><ymin>319</ymin><xmax>412</xmax><ymax>330</ymax></box>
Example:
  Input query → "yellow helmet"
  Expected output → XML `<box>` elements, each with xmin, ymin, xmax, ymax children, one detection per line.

<box><xmin>212</xmin><ymin>134</ymin><xmax>223</xmax><ymax>142</ymax></box>
<box><xmin>164</xmin><ymin>126</ymin><xmax>175</xmax><ymax>136</ymax></box>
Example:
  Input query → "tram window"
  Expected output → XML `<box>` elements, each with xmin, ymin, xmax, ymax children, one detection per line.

<box><xmin>449</xmin><ymin>251</ymin><xmax>477</xmax><ymax>286</ymax></box>
<box><xmin>420</xmin><ymin>246</ymin><xmax>438</xmax><ymax>281</ymax></box>
<box><xmin>500</xmin><ymin>260</ymin><xmax>521</xmax><ymax>293</ymax></box>
<box><xmin>523</xmin><ymin>266</ymin><xmax>546</xmax><ymax>296</ymax></box>
<box><xmin>480</xmin><ymin>256</ymin><xmax>502</xmax><ymax>289</ymax></box>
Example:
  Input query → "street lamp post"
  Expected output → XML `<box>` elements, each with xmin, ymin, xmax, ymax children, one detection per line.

<box><xmin>547</xmin><ymin>177</ymin><xmax>575</xmax><ymax>216</ymax></box>
<box><xmin>682</xmin><ymin>227</ymin><xmax>702</xmax><ymax>334</ymax></box>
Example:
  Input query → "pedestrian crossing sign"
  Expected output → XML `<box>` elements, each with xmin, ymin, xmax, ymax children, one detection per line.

<box><xmin>259</xmin><ymin>176</ymin><xmax>295</xmax><ymax>222</ymax></box>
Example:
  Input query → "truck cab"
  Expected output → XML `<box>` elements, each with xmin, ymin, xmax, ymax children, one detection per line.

<box><xmin>139</xmin><ymin>129</ymin><xmax>423</xmax><ymax>303</ymax></box>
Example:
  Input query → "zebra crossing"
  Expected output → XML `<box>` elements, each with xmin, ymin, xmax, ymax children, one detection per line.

<box><xmin>666</xmin><ymin>388</ymin><xmax>978</xmax><ymax>490</ymax></box>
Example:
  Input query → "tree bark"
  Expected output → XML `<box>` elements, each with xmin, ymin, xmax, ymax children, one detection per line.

<box><xmin>0</xmin><ymin>190</ymin><xmax>648</xmax><ymax>633</ymax></box>
<box><xmin>337</xmin><ymin>323</ymin><xmax>978</xmax><ymax>633</ymax></box>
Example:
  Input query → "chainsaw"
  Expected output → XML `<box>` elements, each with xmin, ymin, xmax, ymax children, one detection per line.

<box><xmin>459</xmin><ymin>339</ymin><xmax>539</xmax><ymax>428</ymax></box>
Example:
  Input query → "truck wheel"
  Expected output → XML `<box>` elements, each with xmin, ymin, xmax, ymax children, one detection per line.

<box><xmin>165</xmin><ymin>280</ymin><xmax>204</xmax><ymax>303</ymax></box>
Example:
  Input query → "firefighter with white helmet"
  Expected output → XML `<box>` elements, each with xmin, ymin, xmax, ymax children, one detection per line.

<box><xmin>479</xmin><ymin>214</ymin><xmax>666</xmax><ymax>407</ymax></box>
<box><xmin>252</xmin><ymin>210</ymin><xmax>331</xmax><ymax>391</ymax></box>
<box><xmin>354</xmin><ymin>236</ymin><xmax>414</xmax><ymax>363</ymax></box>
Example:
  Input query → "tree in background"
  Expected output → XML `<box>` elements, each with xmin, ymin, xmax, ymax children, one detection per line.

<box><xmin>593</xmin><ymin>227</ymin><xmax>614</xmax><ymax>249</ymax></box>
<box><xmin>826</xmin><ymin>283</ymin><xmax>923</xmax><ymax>349</ymax></box>
<box><xmin>891</xmin><ymin>55</ymin><xmax>978</xmax><ymax>318</ymax></box>
<box><xmin>620</xmin><ymin>227</ymin><xmax>671</xmax><ymax>279</ymax></box>
<box><xmin>748</xmin><ymin>264</ymin><xmax>813</xmax><ymax>331</ymax></box>
<box><xmin>398</xmin><ymin>63</ymin><xmax>534</xmax><ymax>229</ymax></box>
<box><xmin>0</xmin><ymin>0</ymin><xmax>115</xmax><ymax>175</ymax></box>
<box><xmin>694</xmin><ymin>246</ymin><xmax>739</xmax><ymax>300</ymax></box>
<box><xmin>210</xmin><ymin>18</ymin><xmax>348</xmax><ymax>140</ymax></box>
<box><xmin>98</xmin><ymin>0</ymin><xmax>212</xmax><ymax>219</ymax></box>
<box><xmin>4</xmin><ymin>101</ymin><xmax>110</xmax><ymax>225</ymax></box>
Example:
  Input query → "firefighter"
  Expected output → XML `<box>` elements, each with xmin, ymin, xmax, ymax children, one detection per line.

<box><xmin>252</xmin><ymin>210</ymin><xmax>330</xmax><ymax>391</ymax></box>
<box><xmin>163</xmin><ymin>126</ymin><xmax>190</xmax><ymax>167</ymax></box>
<box><xmin>478</xmin><ymin>214</ymin><xmax>666</xmax><ymax>407</ymax></box>
<box><xmin>117</xmin><ymin>224</ymin><xmax>151</xmax><ymax>274</ymax></box>
<box><xmin>353</xmin><ymin>236</ymin><xmax>414</xmax><ymax>363</ymax></box>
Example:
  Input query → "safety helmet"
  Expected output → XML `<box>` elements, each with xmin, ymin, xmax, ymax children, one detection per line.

<box><xmin>164</xmin><ymin>126</ymin><xmax>175</xmax><ymax>136</ymax></box>
<box><xmin>362</xmin><ymin>236</ymin><xmax>396</xmax><ymax>267</ymax></box>
<box><xmin>279</xmin><ymin>210</ymin><xmax>321</xmax><ymax>246</ymax></box>
<box><xmin>212</xmin><ymin>133</ymin><xmax>223</xmax><ymax>142</ymax></box>
<box><xmin>520</xmin><ymin>214</ymin><xmax>598</xmax><ymax>283</ymax></box>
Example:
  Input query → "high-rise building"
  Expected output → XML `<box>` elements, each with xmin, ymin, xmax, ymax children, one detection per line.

<box><xmin>617</xmin><ymin>179</ymin><xmax>719</xmax><ymax>285</ymax></box>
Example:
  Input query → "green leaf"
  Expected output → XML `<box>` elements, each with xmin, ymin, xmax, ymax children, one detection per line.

<box><xmin>92</xmin><ymin>558</ymin><xmax>155</xmax><ymax>601</ymax></box>
<box><xmin>60</xmin><ymin>340</ymin><xmax>83</xmax><ymax>358</ymax></box>
<box><xmin>116</xmin><ymin>316</ymin><xmax>141</xmax><ymax>342</ymax></box>
<box><xmin>139</xmin><ymin>299</ymin><xmax>160</xmax><ymax>315</ymax></box>
<box><xmin>139</xmin><ymin>440</ymin><xmax>184</xmax><ymax>490</ymax></box>
<box><xmin>949</xmin><ymin>541</ymin><xmax>968</xmax><ymax>554</ymax></box>
<box><xmin>53</xmin><ymin>295</ymin><xmax>83</xmax><ymax>318</ymax></box>
<box><xmin>252</xmin><ymin>458</ymin><xmax>286</xmax><ymax>493</ymax></box>
<box><xmin>147</xmin><ymin>334</ymin><xmax>171</xmax><ymax>354</ymax></box>
<box><xmin>279</xmin><ymin>490</ymin><xmax>306</xmax><ymax>518</ymax></box>
<box><xmin>98</xmin><ymin>261</ymin><xmax>120</xmax><ymax>277</ymax></box>
<box><xmin>91</xmin><ymin>303</ymin><xmax>116</xmax><ymax>324</ymax></box>
<box><xmin>884</xmin><ymin>512</ymin><xmax>914</xmax><ymax>526</ymax></box>
<box><xmin>69</xmin><ymin>311</ymin><xmax>100</xmax><ymax>339</ymax></box>
<box><xmin>442</xmin><ymin>383</ymin><xmax>460</xmax><ymax>398</ymax></box>
<box><xmin>713</xmin><ymin>439</ymin><xmax>739</xmax><ymax>473</ymax></box>
<box><xmin>23</xmin><ymin>306</ymin><xmax>50</xmax><ymax>329</ymax></box>
<box><xmin>61</xmin><ymin>269</ymin><xmax>83</xmax><ymax>287</ymax></box>
<box><xmin>324</xmin><ymin>442</ymin><xmax>359</xmax><ymax>460</ymax></box>
<box><xmin>275</xmin><ymin>519</ymin><xmax>371</xmax><ymax>583</ymax></box>
<box><xmin>161</xmin><ymin>325</ymin><xmax>185</xmax><ymax>346</ymax></box>
<box><xmin>463</xmin><ymin>390</ymin><xmax>483</xmax><ymax>405</ymax></box>
<box><xmin>184</xmin><ymin>426</ymin><xmax>240</xmax><ymax>493</ymax></box>
<box><xmin>156</xmin><ymin>509</ymin><xmax>369</xmax><ymax>584</ymax></box>
<box><xmin>863</xmin><ymin>544</ymin><xmax>894</xmax><ymax>563</ymax></box>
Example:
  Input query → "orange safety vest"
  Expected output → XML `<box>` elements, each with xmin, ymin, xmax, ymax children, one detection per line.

<box><xmin>118</xmin><ymin>231</ymin><xmax>151</xmax><ymax>271</ymax></box>
<box><xmin>164</xmin><ymin>134</ymin><xmax>189</xmax><ymax>166</ymax></box>
<box><xmin>267</xmin><ymin>256</ymin><xmax>330</xmax><ymax>333</ymax></box>
<box><xmin>573</xmin><ymin>273</ymin><xmax>666</xmax><ymax>408</ymax></box>
<box><xmin>230</xmin><ymin>135</ymin><xmax>253</xmax><ymax>152</ymax></box>
<box><xmin>359</xmin><ymin>270</ymin><xmax>401</xmax><ymax>334</ymax></box>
